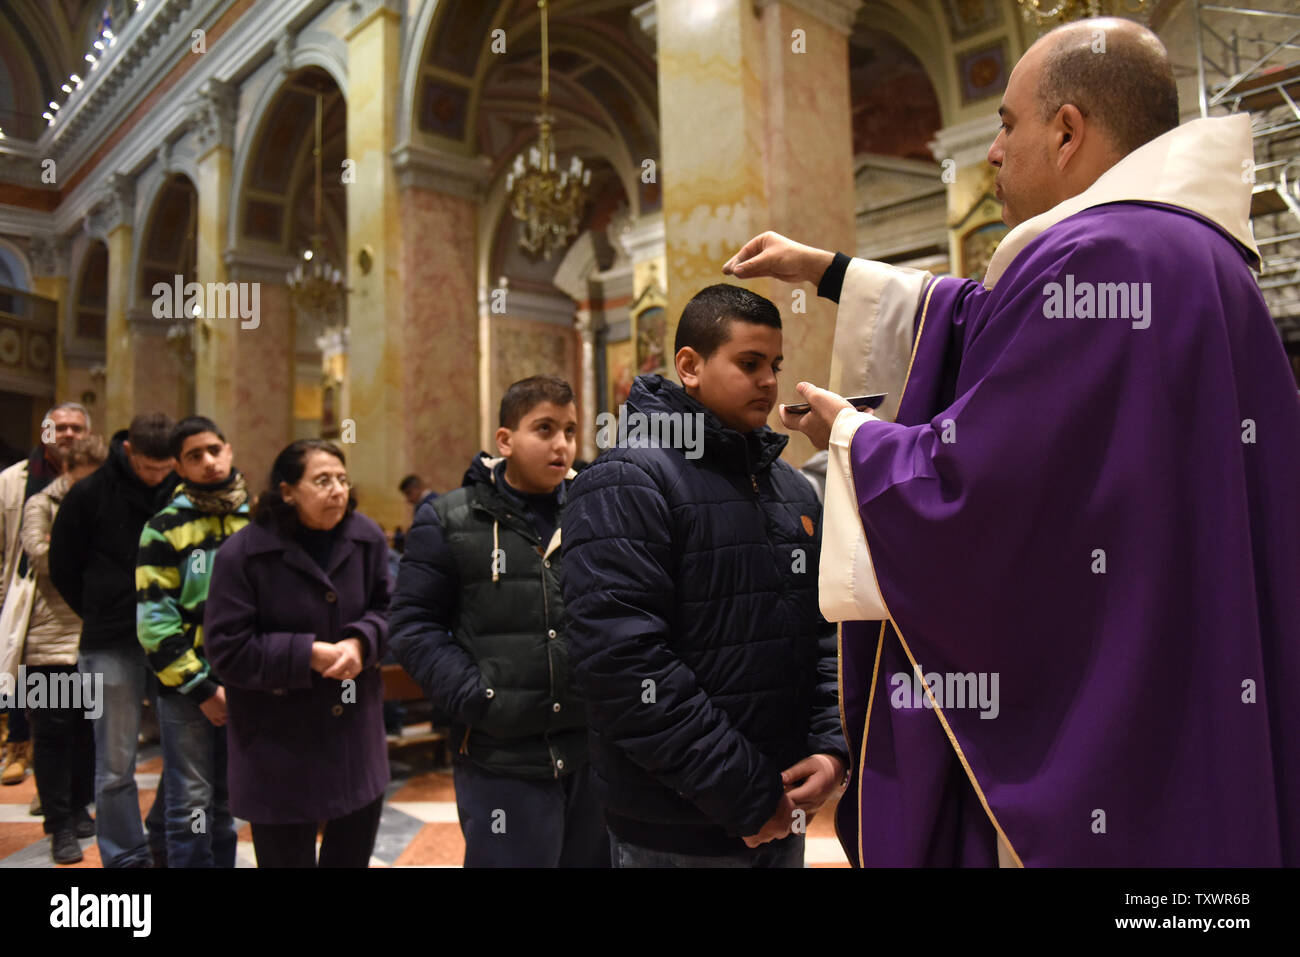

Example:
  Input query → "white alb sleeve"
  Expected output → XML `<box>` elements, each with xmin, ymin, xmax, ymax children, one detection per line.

<box><xmin>818</xmin><ymin>408</ymin><xmax>891</xmax><ymax>623</ymax></box>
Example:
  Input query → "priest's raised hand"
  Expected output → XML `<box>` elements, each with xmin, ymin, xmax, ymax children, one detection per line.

<box><xmin>723</xmin><ymin>16</ymin><xmax>1300</xmax><ymax>868</ymax></box>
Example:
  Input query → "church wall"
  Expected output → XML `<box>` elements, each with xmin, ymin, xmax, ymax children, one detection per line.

<box><xmin>229</xmin><ymin>280</ymin><xmax>293</xmax><ymax>492</ymax></box>
<box><xmin>492</xmin><ymin>316</ymin><xmax>580</xmax><ymax>424</ymax></box>
<box><xmin>398</xmin><ymin>182</ymin><xmax>480</xmax><ymax>496</ymax></box>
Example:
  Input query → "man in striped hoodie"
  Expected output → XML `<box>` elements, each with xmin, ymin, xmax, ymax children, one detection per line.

<box><xmin>136</xmin><ymin>416</ymin><xmax>249</xmax><ymax>868</ymax></box>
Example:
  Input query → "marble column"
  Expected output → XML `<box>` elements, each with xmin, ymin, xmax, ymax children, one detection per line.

<box><xmin>191</xmin><ymin>78</ymin><xmax>238</xmax><ymax>429</ymax></box>
<box><xmin>574</xmin><ymin>308</ymin><xmax>597</xmax><ymax>461</ymax></box>
<box><xmin>29</xmin><ymin>234</ymin><xmax>70</xmax><ymax>402</ymax></box>
<box><xmin>552</xmin><ymin>231</ymin><xmax>601</xmax><ymax>460</ymax></box>
<box><xmin>657</xmin><ymin>0</ymin><xmax>860</xmax><ymax>464</ymax></box>
<box><xmin>126</xmin><ymin>310</ymin><xmax>183</xmax><ymax>418</ymax></box>
<box><xmin>226</xmin><ymin>258</ymin><xmax>295</xmax><ymax>489</ymax></box>
<box><xmin>347</xmin><ymin>0</ymin><xmax>413</xmax><ymax>531</ymax></box>
<box><xmin>97</xmin><ymin>174</ymin><xmax>137</xmax><ymax>434</ymax></box>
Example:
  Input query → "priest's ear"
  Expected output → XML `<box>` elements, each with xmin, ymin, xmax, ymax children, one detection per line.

<box><xmin>676</xmin><ymin>346</ymin><xmax>705</xmax><ymax>391</ymax></box>
<box><xmin>1052</xmin><ymin>103</ymin><xmax>1087</xmax><ymax>171</ymax></box>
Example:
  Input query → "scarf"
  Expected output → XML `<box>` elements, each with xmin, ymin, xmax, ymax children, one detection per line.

<box><xmin>184</xmin><ymin>469</ymin><xmax>249</xmax><ymax>515</ymax></box>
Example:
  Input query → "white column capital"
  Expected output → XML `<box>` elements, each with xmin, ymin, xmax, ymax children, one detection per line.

<box><xmin>391</xmin><ymin>142</ymin><xmax>492</xmax><ymax>201</ymax></box>
<box><xmin>29</xmin><ymin>234</ymin><xmax>72</xmax><ymax>278</ymax></box>
<box><xmin>928</xmin><ymin>114</ymin><xmax>1002</xmax><ymax>168</ymax></box>
<box><xmin>190</xmin><ymin>78</ymin><xmax>238</xmax><ymax>156</ymax></box>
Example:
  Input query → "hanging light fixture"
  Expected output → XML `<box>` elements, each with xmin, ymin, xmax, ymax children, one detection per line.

<box><xmin>286</xmin><ymin>89</ymin><xmax>347</xmax><ymax>329</ymax></box>
<box><xmin>1015</xmin><ymin>0</ymin><xmax>1149</xmax><ymax>29</ymax></box>
<box><xmin>166</xmin><ymin>185</ymin><xmax>203</xmax><ymax>367</ymax></box>
<box><xmin>505</xmin><ymin>0</ymin><xmax>591</xmax><ymax>260</ymax></box>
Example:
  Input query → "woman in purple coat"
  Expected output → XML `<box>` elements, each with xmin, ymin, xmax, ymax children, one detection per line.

<box><xmin>204</xmin><ymin>439</ymin><xmax>389</xmax><ymax>867</ymax></box>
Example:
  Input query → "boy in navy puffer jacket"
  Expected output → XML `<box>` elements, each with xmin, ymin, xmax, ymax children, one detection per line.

<box><xmin>563</xmin><ymin>284</ymin><xmax>848</xmax><ymax>867</ymax></box>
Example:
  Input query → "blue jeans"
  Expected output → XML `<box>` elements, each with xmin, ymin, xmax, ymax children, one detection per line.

<box><xmin>78</xmin><ymin>644</ymin><xmax>167</xmax><ymax>867</ymax></box>
<box><xmin>609</xmin><ymin>830</ymin><xmax>805</xmax><ymax>868</ymax></box>
<box><xmin>157</xmin><ymin>691</ymin><xmax>236</xmax><ymax>868</ymax></box>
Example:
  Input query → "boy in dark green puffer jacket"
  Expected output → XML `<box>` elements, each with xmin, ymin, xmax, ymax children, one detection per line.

<box><xmin>390</xmin><ymin>375</ymin><xmax>607</xmax><ymax>867</ymax></box>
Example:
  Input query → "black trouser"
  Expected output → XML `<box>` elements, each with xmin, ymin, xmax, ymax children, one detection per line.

<box><xmin>2</xmin><ymin>700</ymin><xmax>30</xmax><ymax>743</ymax></box>
<box><xmin>452</xmin><ymin>757</ymin><xmax>610</xmax><ymax>867</ymax></box>
<box><xmin>26</xmin><ymin>665</ymin><xmax>95</xmax><ymax>834</ymax></box>
<box><xmin>249</xmin><ymin>795</ymin><xmax>384</xmax><ymax>868</ymax></box>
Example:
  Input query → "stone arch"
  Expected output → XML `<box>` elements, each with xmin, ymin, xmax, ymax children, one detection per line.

<box><xmin>229</xmin><ymin>63</ymin><xmax>348</xmax><ymax>254</ymax></box>
<box><xmin>131</xmin><ymin>172</ymin><xmax>198</xmax><ymax>314</ymax></box>
<box><xmin>70</xmin><ymin>237</ymin><xmax>108</xmax><ymax>347</ymax></box>
<box><xmin>0</xmin><ymin>238</ymin><xmax>32</xmax><ymax>291</ymax></box>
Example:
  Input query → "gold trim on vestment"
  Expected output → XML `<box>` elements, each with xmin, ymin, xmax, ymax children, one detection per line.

<box><xmin>855</xmin><ymin>621</ymin><xmax>886</xmax><ymax>868</ymax></box>
<box><xmin>851</xmin><ymin>275</ymin><xmax>1025</xmax><ymax>867</ymax></box>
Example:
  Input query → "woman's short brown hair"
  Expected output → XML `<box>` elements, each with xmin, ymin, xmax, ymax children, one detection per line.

<box><xmin>63</xmin><ymin>434</ymin><xmax>108</xmax><ymax>471</ymax></box>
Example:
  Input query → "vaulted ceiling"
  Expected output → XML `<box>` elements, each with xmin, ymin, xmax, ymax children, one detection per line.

<box><xmin>0</xmin><ymin>0</ymin><xmax>124</xmax><ymax>140</ymax></box>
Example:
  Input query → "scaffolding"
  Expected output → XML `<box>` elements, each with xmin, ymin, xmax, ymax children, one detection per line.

<box><xmin>1194</xmin><ymin>1</ymin><xmax>1300</xmax><ymax>346</ymax></box>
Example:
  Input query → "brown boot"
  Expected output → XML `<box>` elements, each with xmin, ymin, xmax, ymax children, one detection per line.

<box><xmin>1</xmin><ymin>740</ymin><xmax>30</xmax><ymax>785</ymax></box>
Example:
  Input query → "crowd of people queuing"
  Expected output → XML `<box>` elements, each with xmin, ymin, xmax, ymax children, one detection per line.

<box><xmin>0</xmin><ymin>282</ymin><xmax>845</xmax><ymax>868</ymax></box>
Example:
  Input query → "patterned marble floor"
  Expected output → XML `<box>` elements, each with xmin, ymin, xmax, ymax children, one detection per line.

<box><xmin>0</xmin><ymin>742</ymin><xmax>850</xmax><ymax>868</ymax></box>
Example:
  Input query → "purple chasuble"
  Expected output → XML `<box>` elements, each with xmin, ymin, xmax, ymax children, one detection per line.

<box><xmin>836</xmin><ymin>201</ymin><xmax>1300</xmax><ymax>866</ymax></box>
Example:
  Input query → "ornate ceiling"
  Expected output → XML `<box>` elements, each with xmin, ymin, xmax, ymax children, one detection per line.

<box><xmin>0</xmin><ymin>0</ymin><xmax>121</xmax><ymax>139</ymax></box>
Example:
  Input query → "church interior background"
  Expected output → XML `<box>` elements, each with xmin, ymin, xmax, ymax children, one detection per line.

<box><xmin>0</xmin><ymin>0</ymin><xmax>1296</xmax><ymax>870</ymax></box>
<box><xmin>1</xmin><ymin>0</ymin><xmax>1297</xmax><ymax>531</ymax></box>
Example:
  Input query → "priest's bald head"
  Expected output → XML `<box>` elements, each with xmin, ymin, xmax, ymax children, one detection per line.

<box><xmin>988</xmin><ymin>17</ymin><xmax>1179</xmax><ymax>228</ymax></box>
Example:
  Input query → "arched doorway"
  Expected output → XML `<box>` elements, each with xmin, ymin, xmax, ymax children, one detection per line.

<box><xmin>238</xmin><ymin>66</ymin><xmax>347</xmax><ymax>442</ymax></box>
<box><xmin>136</xmin><ymin>172</ymin><xmax>198</xmax><ymax>416</ymax></box>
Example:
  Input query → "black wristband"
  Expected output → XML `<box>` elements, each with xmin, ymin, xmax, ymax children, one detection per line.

<box><xmin>816</xmin><ymin>251</ymin><xmax>851</xmax><ymax>303</ymax></box>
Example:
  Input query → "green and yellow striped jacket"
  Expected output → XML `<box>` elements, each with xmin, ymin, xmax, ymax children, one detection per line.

<box><xmin>136</xmin><ymin>486</ymin><xmax>250</xmax><ymax>699</ymax></box>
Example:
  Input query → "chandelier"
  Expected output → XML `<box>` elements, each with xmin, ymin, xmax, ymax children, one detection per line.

<box><xmin>1016</xmin><ymin>0</ymin><xmax>1149</xmax><ymax>29</ymax></box>
<box><xmin>166</xmin><ymin>187</ymin><xmax>202</xmax><ymax>368</ymax></box>
<box><xmin>287</xmin><ymin>89</ymin><xmax>346</xmax><ymax>328</ymax></box>
<box><xmin>505</xmin><ymin>0</ymin><xmax>591</xmax><ymax>260</ymax></box>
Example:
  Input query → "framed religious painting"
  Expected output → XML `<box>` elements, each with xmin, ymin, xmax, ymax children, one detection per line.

<box><xmin>606</xmin><ymin>338</ymin><xmax>634</xmax><ymax>412</ymax></box>
<box><xmin>629</xmin><ymin>271</ymin><xmax>669</xmax><ymax>381</ymax></box>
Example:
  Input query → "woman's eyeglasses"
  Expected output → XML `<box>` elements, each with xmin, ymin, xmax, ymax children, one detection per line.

<box><xmin>308</xmin><ymin>474</ymin><xmax>352</xmax><ymax>491</ymax></box>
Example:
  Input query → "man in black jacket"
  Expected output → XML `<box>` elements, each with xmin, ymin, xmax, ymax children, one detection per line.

<box><xmin>391</xmin><ymin>376</ymin><xmax>605</xmax><ymax>867</ymax></box>
<box><xmin>49</xmin><ymin>413</ymin><xmax>178</xmax><ymax>868</ymax></box>
<box><xmin>563</xmin><ymin>284</ymin><xmax>848</xmax><ymax>867</ymax></box>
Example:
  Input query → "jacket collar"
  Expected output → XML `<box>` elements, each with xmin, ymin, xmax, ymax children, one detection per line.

<box><xmin>242</xmin><ymin>513</ymin><xmax>368</xmax><ymax>585</ymax></box>
<box><xmin>626</xmin><ymin>375</ymin><xmax>789</xmax><ymax>475</ymax></box>
<box><xmin>104</xmin><ymin>429</ymin><xmax>179</xmax><ymax>511</ymax></box>
<box><xmin>463</xmin><ymin>452</ymin><xmax>571</xmax><ymax>545</ymax></box>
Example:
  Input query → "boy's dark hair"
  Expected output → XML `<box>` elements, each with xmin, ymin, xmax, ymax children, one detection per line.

<box><xmin>126</xmin><ymin>413</ymin><xmax>175</xmax><ymax>460</ymax></box>
<box><xmin>398</xmin><ymin>474</ymin><xmax>422</xmax><ymax>494</ymax></box>
<box><xmin>498</xmin><ymin>375</ymin><xmax>575</xmax><ymax>430</ymax></box>
<box><xmin>674</xmin><ymin>284</ymin><xmax>782</xmax><ymax>359</ymax></box>
<box><xmin>169</xmin><ymin>416</ymin><xmax>225</xmax><ymax>459</ymax></box>
<box><xmin>252</xmin><ymin>438</ymin><xmax>357</xmax><ymax>533</ymax></box>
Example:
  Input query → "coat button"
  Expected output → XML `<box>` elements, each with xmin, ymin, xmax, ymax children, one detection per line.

<box><xmin>552</xmin><ymin>702</ymin><xmax>561</xmax><ymax>712</ymax></box>
<box><xmin>331</xmin><ymin>704</ymin><xmax>343</xmax><ymax>716</ymax></box>
<box><xmin>325</xmin><ymin>591</ymin><xmax>337</xmax><ymax>603</ymax></box>
<box><xmin>555</xmin><ymin>759</ymin><xmax>565</xmax><ymax>771</ymax></box>
<box><xmin>547</xmin><ymin>628</ymin><xmax>557</xmax><ymax>639</ymax></box>
<box><xmin>484</xmin><ymin>688</ymin><xmax>495</xmax><ymax>699</ymax></box>
<box><xmin>543</xmin><ymin>559</ymin><xmax>551</xmax><ymax>568</ymax></box>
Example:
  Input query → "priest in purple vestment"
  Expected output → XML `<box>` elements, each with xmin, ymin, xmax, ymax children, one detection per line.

<box><xmin>723</xmin><ymin>18</ymin><xmax>1300</xmax><ymax>866</ymax></box>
